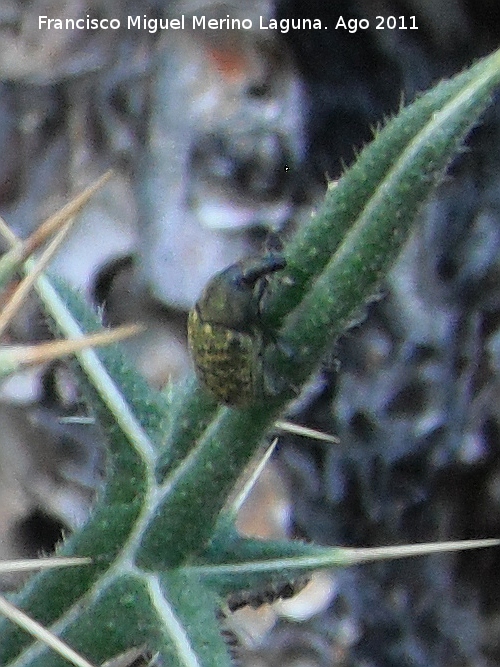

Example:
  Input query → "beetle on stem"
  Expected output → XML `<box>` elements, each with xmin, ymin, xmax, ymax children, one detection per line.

<box><xmin>187</xmin><ymin>244</ymin><xmax>287</xmax><ymax>407</ymax></box>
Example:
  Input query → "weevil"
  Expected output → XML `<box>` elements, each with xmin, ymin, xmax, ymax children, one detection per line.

<box><xmin>187</xmin><ymin>246</ymin><xmax>286</xmax><ymax>407</ymax></box>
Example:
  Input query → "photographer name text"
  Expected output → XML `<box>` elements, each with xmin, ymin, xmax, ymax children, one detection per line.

<box><xmin>38</xmin><ymin>14</ymin><xmax>418</xmax><ymax>34</ymax></box>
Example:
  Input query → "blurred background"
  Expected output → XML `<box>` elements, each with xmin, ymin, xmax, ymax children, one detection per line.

<box><xmin>1</xmin><ymin>0</ymin><xmax>500</xmax><ymax>665</ymax></box>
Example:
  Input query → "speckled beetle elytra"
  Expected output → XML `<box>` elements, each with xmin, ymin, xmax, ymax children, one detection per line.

<box><xmin>187</xmin><ymin>247</ymin><xmax>286</xmax><ymax>407</ymax></box>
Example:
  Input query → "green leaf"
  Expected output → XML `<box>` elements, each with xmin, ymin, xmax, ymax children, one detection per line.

<box><xmin>156</xmin><ymin>572</ymin><xmax>234</xmax><ymax>667</ymax></box>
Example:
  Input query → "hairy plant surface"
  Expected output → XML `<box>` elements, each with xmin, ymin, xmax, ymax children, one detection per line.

<box><xmin>0</xmin><ymin>49</ymin><xmax>499</xmax><ymax>667</ymax></box>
